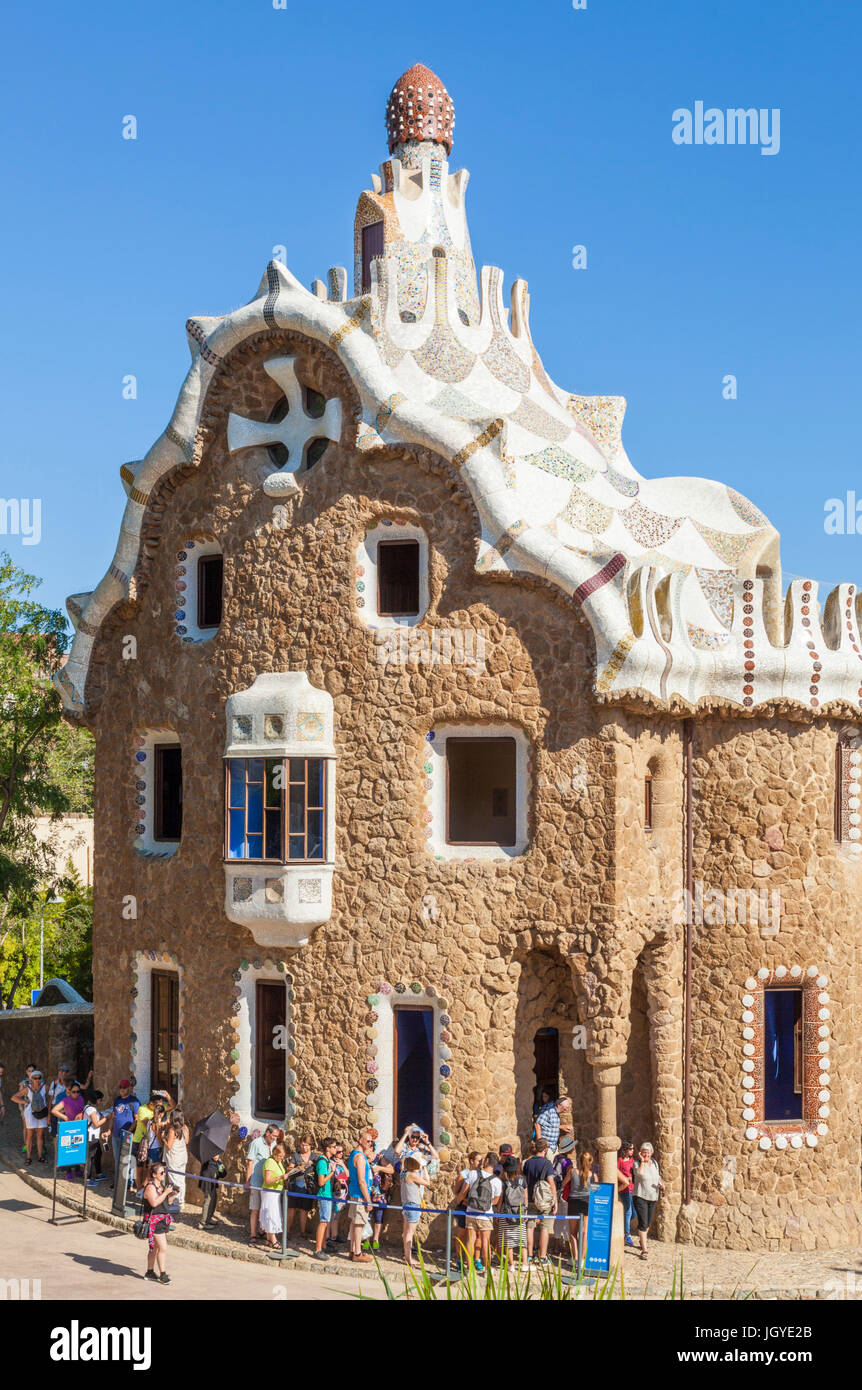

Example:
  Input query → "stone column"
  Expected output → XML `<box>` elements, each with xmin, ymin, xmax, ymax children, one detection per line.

<box><xmin>592</xmin><ymin>1061</ymin><xmax>625</xmax><ymax>1272</ymax></box>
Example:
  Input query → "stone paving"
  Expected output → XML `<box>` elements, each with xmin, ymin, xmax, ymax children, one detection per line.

<box><xmin>3</xmin><ymin>1140</ymin><xmax>860</xmax><ymax>1299</ymax></box>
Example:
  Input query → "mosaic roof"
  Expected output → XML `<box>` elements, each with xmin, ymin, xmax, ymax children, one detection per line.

<box><xmin>56</xmin><ymin>70</ymin><xmax>862</xmax><ymax>719</ymax></box>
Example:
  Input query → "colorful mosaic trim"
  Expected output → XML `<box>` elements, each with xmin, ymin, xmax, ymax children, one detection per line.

<box><xmin>693</xmin><ymin>520</ymin><xmax>763</xmax><ymax>567</ymax></box>
<box><xmin>365</xmin><ymin>979</ymin><xmax>453</xmax><ymax>1152</ymax></box>
<box><xmin>836</xmin><ymin>736</ymin><xmax>862</xmax><ymax>856</ymax></box>
<box><xmin>130</xmin><ymin>950</ymin><xmax>185</xmax><ymax>1099</ymax></box>
<box><xmin>263</xmin><ymin>263</ymin><xmax>282</xmax><ymax>330</ymax></box>
<box><xmin>475</xmin><ymin>519</ymin><xmax>528</xmax><ymax>572</ymax></box>
<box><xmin>741</xmin><ymin>578</ymin><xmax>757</xmax><ymax>708</ymax></box>
<box><xmin>185</xmin><ymin>317</ymin><xmax>222</xmax><ymax>365</ymax></box>
<box><xmin>165</xmin><ymin>424</ymin><xmax>195</xmax><ymax>463</ymax></box>
<box><xmin>566</xmin><ymin>394</ymin><xmax>626</xmax><ymax>460</ymax></box>
<box><xmin>452</xmin><ymin>418</ymin><xmax>503</xmax><ymax>469</ymax></box>
<box><xmin>621</xmin><ymin>501</ymin><xmax>683</xmax><ymax>548</ymax></box>
<box><xmin>726</xmin><ymin>487</ymin><xmax>767</xmax><ymax>528</ymax></box>
<box><xmin>697</xmin><ymin>567</ymin><xmax>734</xmax><ymax>631</ymax></box>
<box><xmin>686</xmin><ymin>623</ymin><xmax>731</xmax><ymax>652</ymax></box>
<box><xmin>522</xmin><ymin>445</ymin><xmax>595</xmax><ymax>486</ymax></box>
<box><xmin>375</xmin><ymin>392</ymin><xmax>407</xmax><ymax>433</ymax></box>
<box><xmin>173</xmin><ymin>539</ymin><xmax>201</xmax><ymax>644</ymax></box>
<box><xmin>596</xmin><ymin>630</ymin><xmax>637</xmax><ymax>693</ymax></box>
<box><xmin>329</xmin><ymin>297</ymin><xmax>370</xmax><ymax>349</ymax></box>
<box><xmin>560</xmin><ymin>484</ymin><xmax>613</xmax><ymax>537</ymax></box>
<box><xmin>843</xmin><ymin>586</ymin><xmax>862</xmax><ymax>705</ymax></box>
<box><xmin>572</xmin><ymin>552</ymin><xmax>626</xmax><ymax>608</ymax></box>
<box><xmin>740</xmin><ymin>966</ymin><xmax>830</xmax><ymax>1150</ymax></box>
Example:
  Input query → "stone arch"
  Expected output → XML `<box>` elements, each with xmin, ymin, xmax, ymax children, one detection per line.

<box><xmin>511</xmin><ymin>947</ymin><xmax>596</xmax><ymax>1150</ymax></box>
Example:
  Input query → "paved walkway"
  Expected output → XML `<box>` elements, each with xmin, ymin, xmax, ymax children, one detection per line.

<box><xmin>2</xmin><ymin>1139</ymin><xmax>860</xmax><ymax>1299</ymax></box>
<box><xmin>0</xmin><ymin>1169</ymin><xmax>371</xmax><ymax>1301</ymax></box>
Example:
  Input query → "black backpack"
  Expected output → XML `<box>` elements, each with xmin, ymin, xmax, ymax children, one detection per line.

<box><xmin>500</xmin><ymin>1176</ymin><xmax>527</xmax><ymax>1216</ymax></box>
<box><xmin>467</xmin><ymin>1171</ymin><xmax>495</xmax><ymax>1213</ymax></box>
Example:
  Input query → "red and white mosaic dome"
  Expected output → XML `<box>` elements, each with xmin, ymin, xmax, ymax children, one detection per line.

<box><xmin>385</xmin><ymin>63</ymin><xmax>454</xmax><ymax>154</ymax></box>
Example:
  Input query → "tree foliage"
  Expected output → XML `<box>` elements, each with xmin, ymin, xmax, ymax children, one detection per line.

<box><xmin>0</xmin><ymin>554</ymin><xmax>94</xmax><ymax>1008</ymax></box>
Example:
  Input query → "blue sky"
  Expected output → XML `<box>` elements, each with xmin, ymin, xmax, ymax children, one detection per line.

<box><xmin>2</xmin><ymin>0</ymin><xmax>860</xmax><ymax>616</ymax></box>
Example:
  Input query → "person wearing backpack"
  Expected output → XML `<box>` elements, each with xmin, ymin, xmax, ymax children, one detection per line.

<box><xmin>499</xmin><ymin>1155</ymin><xmax>529</xmax><ymax>1268</ymax></box>
<box><xmin>523</xmin><ymin>1137</ymin><xmax>557</xmax><ymax>1265</ymax></box>
<box><xmin>109</xmin><ymin>1081</ymin><xmax>140</xmax><ymax>1191</ymax></box>
<box><xmin>464</xmin><ymin>1152</ymin><xmax>502</xmax><ymax>1274</ymax></box>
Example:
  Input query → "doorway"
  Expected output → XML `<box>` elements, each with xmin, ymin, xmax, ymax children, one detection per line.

<box><xmin>533</xmin><ymin>1026</ymin><xmax>559</xmax><ymax>1105</ymax></box>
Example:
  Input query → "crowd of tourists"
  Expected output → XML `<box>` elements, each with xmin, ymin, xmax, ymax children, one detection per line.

<box><xmin>2</xmin><ymin>1064</ymin><xmax>665</xmax><ymax>1282</ymax></box>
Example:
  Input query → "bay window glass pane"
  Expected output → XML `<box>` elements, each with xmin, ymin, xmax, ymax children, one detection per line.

<box><xmin>265</xmin><ymin>808</ymin><xmax>281</xmax><ymax>859</ymax></box>
<box><xmin>228</xmin><ymin>809</ymin><xmax>245</xmax><ymax>859</ymax></box>
<box><xmin>265</xmin><ymin>759</ymin><xmax>282</xmax><ymax>807</ymax></box>
<box><xmin>307</xmin><ymin>759</ymin><xmax>323</xmax><ymax>806</ymax></box>
<box><xmin>306</xmin><ymin>810</ymin><xmax>323</xmax><ymax>859</ymax></box>
<box><xmin>289</xmin><ymin>758</ymin><xmax>304</xmax><ymax>783</ymax></box>
<box><xmin>289</xmin><ymin>834</ymin><xmax>305</xmax><ymax>860</ymax></box>
<box><xmin>229</xmin><ymin>760</ymin><xmax>245</xmax><ymax>808</ymax></box>
<box><xmin>247</xmin><ymin>782</ymin><xmax>263</xmax><ymax>834</ymax></box>
<box><xmin>248</xmin><ymin>757</ymin><xmax>263</xmax><ymax>783</ymax></box>
<box><xmin>289</xmin><ymin>784</ymin><xmax>304</xmax><ymax>834</ymax></box>
<box><xmin>247</xmin><ymin>833</ymin><xmax>263</xmax><ymax>859</ymax></box>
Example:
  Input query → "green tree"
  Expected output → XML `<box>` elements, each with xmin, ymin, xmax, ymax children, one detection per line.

<box><xmin>0</xmin><ymin>553</ymin><xmax>94</xmax><ymax>1008</ymax></box>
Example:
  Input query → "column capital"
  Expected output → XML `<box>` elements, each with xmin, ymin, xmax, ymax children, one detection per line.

<box><xmin>592</xmin><ymin>1064</ymin><xmax>622</xmax><ymax>1087</ymax></box>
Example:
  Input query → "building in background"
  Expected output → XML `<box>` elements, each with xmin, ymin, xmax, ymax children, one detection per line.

<box><xmin>55</xmin><ymin>65</ymin><xmax>862</xmax><ymax>1254</ymax></box>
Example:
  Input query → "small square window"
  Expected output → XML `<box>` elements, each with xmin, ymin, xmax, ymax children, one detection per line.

<box><xmin>446</xmin><ymin>738</ymin><xmax>516</xmax><ymax>846</ymax></box>
<box><xmin>378</xmin><ymin>540</ymin><xmax>420</xmax><ymax>617</ymax></box>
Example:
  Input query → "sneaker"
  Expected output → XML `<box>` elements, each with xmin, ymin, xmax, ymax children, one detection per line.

<box><xmin>625</xmin><ymin>1236</ymin><xmax>635</xmax><ymax>1247</ymax></box>
<box><xmin>159</xmin><ymin>1272</ymin><xmax>171</xmax><ymax>1284</ymax></box>
<box><xmin>312</xmin><ymin>1250</ymin><xmax>329</xmax><ymax>1261</ymax></box>
<box><xmin>371</xmin><ymin>1241</ymin><xmax>380</xmax><ymax>1251</ymax></box>
<box><xmin>349</xmin><ymin>1253</ymin><xmax>372</xmax><ymax>1263</ymax></box>
<box><xmin>535</xmin><ymin>1257</ymin><xmax>550</xmax><ymax>1267</ymax></box>
<box><xmin>144</xmin><ymin>1271</ymin><xmax>159</xmax><ymax>1282</ymax></box>
<box><xmin>325</xmin><ymin>1239</ymin><xmax>337</xmax><ymax>1249</ymax></box>
<box><xmin>474</xmin><ymin>1260</ymin><xmax>485</xmax><ymax>1274</ymax></box>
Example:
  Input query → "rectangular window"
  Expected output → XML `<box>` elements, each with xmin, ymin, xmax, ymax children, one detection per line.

<box><xmin>197</xmin><ymin>554</ymin><xmax>224</xmax><ymax>629</ymax></box>
<box><xmin>154</xmin><ymin>745</ymin><xmax>183</xmax><ymax>841</ymax></box>
<box><xmin>225</xmin><ymin>758</ymin><xmax>325</xmax><ymax>862</ymax></box>
<box><xmin>644</xmin><ymin>772</ymin><xmax>653</xmax><ymax>831</ymax></box>
<box><xmin>394</xmin><ymin>1006</ymin><xmax>434</xmax><ymax>1138</ymax></box>
<box><xmin>151</xmin><ymin>971</ymin><xmax>179</xmax><ymax>1095</ymax></box>
<box><xmin>255</xmin><ymin>981</ymin><xmax>286</xmax><ymax>1119</ymax></box>
<box><xmin>446</xmin><ymin>737</ymin><xmax>516</xmax><ymax>846</ymax></box>
<box><xmin>763</xmin><ymin>988</ymin><xmax>804</xmax><ymax>1121</ymax></box>
<box><xmin>361</xmin><ymin>221</ymin><xmax>385</xmax><ymax>292</ymax></box>
<box><xmin>377</xmin><ymin>540</ymin><xmax>420</xmax><ymax>616</ymax></box>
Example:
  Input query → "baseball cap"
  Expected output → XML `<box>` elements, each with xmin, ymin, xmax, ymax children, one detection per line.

<box><xmin>499</xmin><ymin>1143</ymin><xmax>514</xmax><ymax>1155</ymax></box>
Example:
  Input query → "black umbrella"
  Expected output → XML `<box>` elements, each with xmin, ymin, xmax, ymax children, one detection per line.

<box><xmin>189</xmin><ymin>1111</ymin><xmax>232</xmax><ymax>1165</ymax></box>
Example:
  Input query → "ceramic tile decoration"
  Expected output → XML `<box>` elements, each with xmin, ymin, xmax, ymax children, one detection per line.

<box><xmin>740</xmin><ymin>967</ymin><xmax>830</xmax><ymax>1150</ymax></box>
<box><xmin>60</xmin><ymin>61</ymin><xmax>858</xmax><ymax>715</ymax></box>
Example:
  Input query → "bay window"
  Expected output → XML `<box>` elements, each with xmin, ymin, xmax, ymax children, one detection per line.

<box><xmin>226</xmin><ymin>756</ymin><xmax>326</xmax><ymax>863</ymax></box>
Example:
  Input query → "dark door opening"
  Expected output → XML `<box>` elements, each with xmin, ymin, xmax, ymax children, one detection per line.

<box><xmin>151</xmin><ymin>971</ymin><xmax>179</xmax><ymax>1095</ymax></box>
<box><xmin>255</xmin><ymin>981</ymin><xmax>287</xmax><ymax>1119</ymax></box>
<box><xmin>533</xmin><ymin>1026</ymin><xmax>559</xmax><ymax>1105</ymax></box>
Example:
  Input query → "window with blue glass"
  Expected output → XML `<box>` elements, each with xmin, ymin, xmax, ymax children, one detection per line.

<box><xmin>225</xmin><ymin>757</ymin><xmax>326</xmax><ymax>862</ymax></box>
<box><xmin>763</xmin><ymin>988</ymin><xmax>803</xmax><ymax>1121</ymax></box>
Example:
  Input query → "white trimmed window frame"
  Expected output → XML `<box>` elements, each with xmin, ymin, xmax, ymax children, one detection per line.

<box><xmin>133</xmin><ymin>727</ymin><xmax>181</xmax><ymax>858</ymax></box>
<box><xmin>130</xmin><ymin>950</ymin><xmax>184</xmax><ymax>1102</ymax></box>
<box><xmin>374</xmin><ymin>989</ymin><xmax>441</xmax><ymax>1147</ymax></box>
<box><xmin>425</xmin><ymin>723</ymin><xmax>531</xmax><ymax>861</ymax></box>
<box><xmin>174</xmin><ymin>539</ymin><xmax>223</xmax><ymax>645</ymax></box>
<box><xmin>231</xmin><ymin>962</ymin><xmax>293</xmax><ymax>1130</ymax></box>
<box><xmin>356</xmin><ymin>521</ymin><xmax>429</xmax><ymax>629</ymax></box>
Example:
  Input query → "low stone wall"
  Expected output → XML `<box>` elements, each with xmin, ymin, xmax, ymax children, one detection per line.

<box><xmin>0</xmin><ymin>1002</ymin><xmax>94</xmax><ymax>1093</ymax></box>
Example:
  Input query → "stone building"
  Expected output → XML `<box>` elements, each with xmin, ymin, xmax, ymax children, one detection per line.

<box><xmin>57</xmin><ymin>65</ymin><xmax>861</xmax><ymax>1252</ymax></box>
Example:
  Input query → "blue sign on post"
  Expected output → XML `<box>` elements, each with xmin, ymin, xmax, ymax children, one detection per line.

<box><xmin>57</xmin><ymin>1120</ymin><xmax>88</xmax><ymax>1168</ymax></box>
<box><xmin>583</xmin><ymin>1181</ymin><xmax>615</xmax><ymax>1273</ymax></box>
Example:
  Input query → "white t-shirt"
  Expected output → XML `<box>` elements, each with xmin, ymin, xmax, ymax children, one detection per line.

<box><xmin>84</xmin><ymin>1104</ymin><xmax>102</xmax><ymax>1143</ymax></box>
<box><xmin>464</xmin><ymin>1168</ymin><xmax>502</xmax><ymax>1215</ymax></box>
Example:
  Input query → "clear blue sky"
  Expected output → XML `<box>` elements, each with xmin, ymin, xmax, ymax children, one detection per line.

<box><xmin>2</xmin><ymin>0</ymin><xmax>860</xmax><ymax>616</ymax></box>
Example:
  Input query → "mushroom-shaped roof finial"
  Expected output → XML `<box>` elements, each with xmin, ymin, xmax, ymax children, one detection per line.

<box><xmin>385</xmin><ymin>63</ymin><xmax>454</xmax><ymax>155</ymax></box>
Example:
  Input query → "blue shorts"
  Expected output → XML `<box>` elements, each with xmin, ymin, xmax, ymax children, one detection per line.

<box><xmin>318</xmin><ymin>1199</ymin><xmax>335</xmax><ymax>1223</ymax></box>
<box><xmin>403</xmin><ymin>1204</ymin><xmax>421</xmax><ymax>1223</ymax></box>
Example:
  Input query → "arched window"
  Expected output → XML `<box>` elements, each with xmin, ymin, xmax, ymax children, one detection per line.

<box><xmin>644</xmin><ymin>767</ymin><xmax>654</xmax><ymax>833</ymax></box>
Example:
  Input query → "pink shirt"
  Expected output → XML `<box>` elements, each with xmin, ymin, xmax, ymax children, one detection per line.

<box><xmin>617</xmin><ymin>1156</ymin><xmax>634</xmax><ymax>1192</ymax></box>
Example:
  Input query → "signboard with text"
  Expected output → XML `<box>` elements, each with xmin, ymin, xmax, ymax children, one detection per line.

<box><xmin>56</xmin><ymin>1120</ymin><xmax>87</xmax><ymax>1168</ymax></box>
<box><xmin>583</xmin><ymin>1181</ymin><xmax>615</xmax><ymax>1274</ymax></box>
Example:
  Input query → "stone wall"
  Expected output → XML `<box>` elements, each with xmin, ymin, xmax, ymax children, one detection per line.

<box><xmin>78</xmin><ymin>327</ymin><xmax>862</xmax><ymax>1248</ymax></box>
<box><xmin>0</xmin><ymin>1004</ymin><xmax>94</xmax><ymax>1096</ymax></box>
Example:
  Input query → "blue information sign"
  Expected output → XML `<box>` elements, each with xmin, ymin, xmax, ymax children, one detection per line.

<box><xmin>57</xmin><ymin>1120</ymin><xmax>88</xmax><ymax>1168</ymax></box>
<box><xmin>583</xmin><ymin>1181</ymin><xmax>615</xmax><ymax>1273</ymax></box>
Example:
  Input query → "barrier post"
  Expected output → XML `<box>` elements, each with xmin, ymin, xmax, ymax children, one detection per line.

<box><xmin>280</xmin><ymin>1187</ymin><xmax>287</xmax><ymax>1259</ymax></box>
